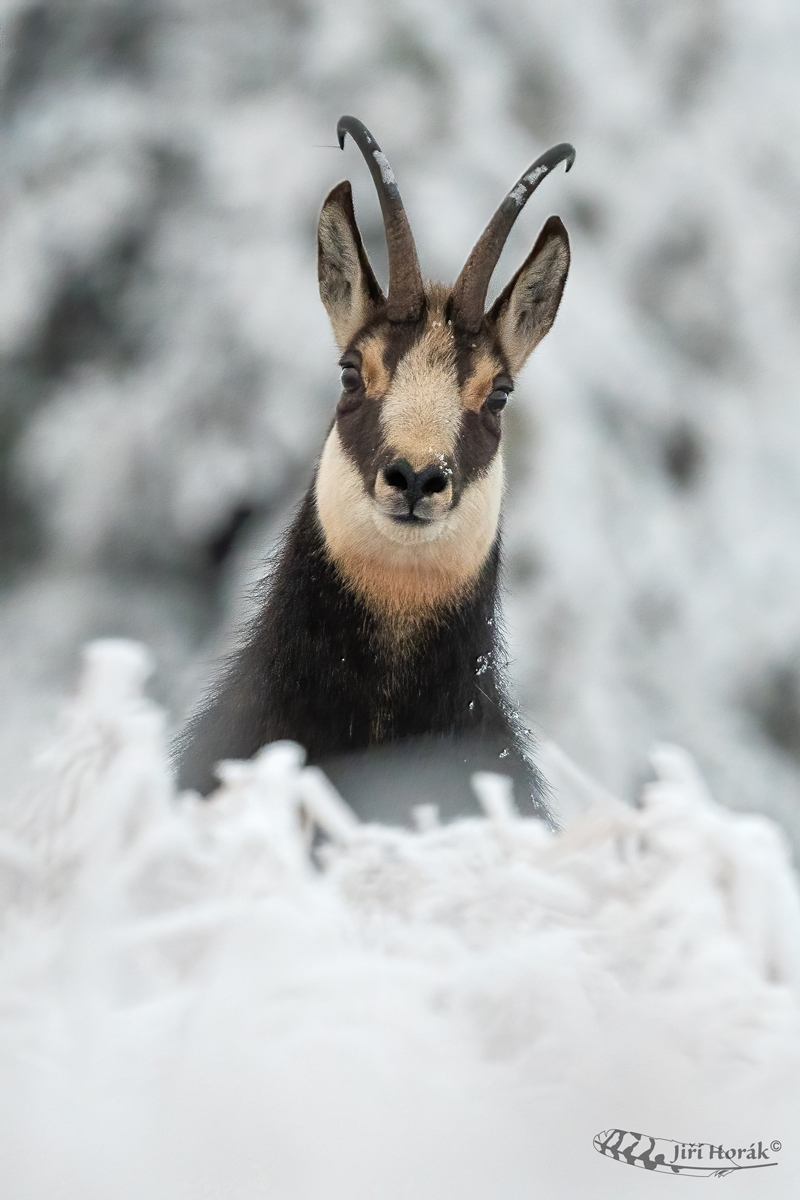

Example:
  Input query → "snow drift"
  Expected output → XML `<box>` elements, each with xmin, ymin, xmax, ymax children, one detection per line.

<box><xmin>1</xmin><ymin>638</ymin><xmax>798</xmax><ymax>1198</ymax></box>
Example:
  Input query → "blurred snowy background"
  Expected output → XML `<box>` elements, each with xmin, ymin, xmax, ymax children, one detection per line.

<box><xmin>2</xmin><ymin>0</ymin><xmax>800</xmax><ymax>849</ymax></box>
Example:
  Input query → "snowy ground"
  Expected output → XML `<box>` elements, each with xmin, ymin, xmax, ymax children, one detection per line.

<box><xmin>1</xmin><ymin>640</ymin><xmax>798</xmax><ymax>1198</ymax></box>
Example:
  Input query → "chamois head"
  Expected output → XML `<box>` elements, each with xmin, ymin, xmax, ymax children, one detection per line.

<box><xmin>316</xmin><ymin>116</ymin><xmax>574</xmax><ymax>621</ymax></box>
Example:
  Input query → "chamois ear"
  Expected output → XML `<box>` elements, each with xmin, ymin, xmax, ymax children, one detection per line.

<box><xmin>487</xmin><ymin>215</ymin><xmax>570</xmax><ymax>374</ymax></box>
<box><xmin>318</xmin><ymin>181</ymin><xmax>385</xmax><ymax>350</ymax></box>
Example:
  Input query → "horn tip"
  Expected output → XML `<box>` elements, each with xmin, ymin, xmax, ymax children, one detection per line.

<box><xmin>545</xmin><ymin>142</ymin><xmax>577</xmax><ymax>173</ymax></box>
<box><xmin>336</xmin><ymin>116</ymin><xmax>350</xmax><ymax>150</ymax></box>
<box><xmin>337</xmin><ymin>115</ymin><xmax>375</xmax><ymax>152</ymax></box>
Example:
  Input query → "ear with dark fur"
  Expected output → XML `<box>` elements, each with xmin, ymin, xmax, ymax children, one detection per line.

<box><xmin>487</xmin><ymin>216</ymin><xmax>570</xmax><ymax>374</ymax></box>
<box><xmin>318</xmin><ymin>181</ymin><xmax>385</xmax><ymax>350</ymax></box>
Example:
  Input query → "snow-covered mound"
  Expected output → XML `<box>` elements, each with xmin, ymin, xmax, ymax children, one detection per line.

<box><xmin>1</xmin><ymin>639</ymin><xmax>798</xmax><ymax>1198</ymax></box>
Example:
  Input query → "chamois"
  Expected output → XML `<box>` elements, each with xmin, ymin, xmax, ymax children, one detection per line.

<box><xmin>177</xmin><ymin>116</ymin><xmax>574</xmax><ymax>822</ymax></box>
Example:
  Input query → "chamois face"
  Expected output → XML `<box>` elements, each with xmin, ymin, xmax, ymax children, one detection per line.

<box><xmin>316</xmin><ymin>181</ymin><xmax>570</xmax><ymax>619</ymax></box>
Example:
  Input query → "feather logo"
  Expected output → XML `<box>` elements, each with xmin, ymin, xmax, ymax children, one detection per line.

<box><xmin>593</xmin><ymin>1129</ymin><xmax>781</xmax><ymax>1177</ymax></box>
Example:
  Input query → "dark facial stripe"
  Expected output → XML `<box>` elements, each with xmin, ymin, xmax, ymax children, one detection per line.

<box><xmin>344</xmin><ymin>307</ymin><xmax>429</xmax><ymax>375</ymax></box>
<box><xmin>454</xmin><ymin>323</ymin><xmax>513</xmax><ymax>390</ymax></box>
<box><xmin>454</xmin><ymin>328</ymin><xmax>479</xmax><ymax>390</ymax></box>
<box><xmin>379</xmin><ymin>315</ymin><xmax>429</xmax><ymax>376</ymax></box>
<box><xmin>453</xmin><ymin>408</ymin><xmax>501</xmax><ymax>498</ymax></box>
<box><xmin>337</xmin><ymin>313</ymin><xmax>433</xmax><ymax>487</ymax></box>
<box><xmin>336</xmin><ymin>396</ymin><xmax>387</xmax><ymax>491</ymax></box>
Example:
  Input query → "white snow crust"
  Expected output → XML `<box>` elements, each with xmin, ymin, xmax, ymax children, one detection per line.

<box><xmin>2</xmin><ymin>639</ymin><xmax>799</xmax><ymax>1197</ymax></box>
<box><xmin>373</xmin><ymin>149</ymin><xmax>399</xmax><ymax>194</ymax></box>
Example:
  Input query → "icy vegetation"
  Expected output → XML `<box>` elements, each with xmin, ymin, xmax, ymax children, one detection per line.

<box><xmin>1</xmin><ymin>0</ymin><xmax>800</xmax><ymax>842</ymax></box>
<box><xmin>0</xmin><ymin>639</ymin><xmax>797</xmax><ymax>1197</ymax></box>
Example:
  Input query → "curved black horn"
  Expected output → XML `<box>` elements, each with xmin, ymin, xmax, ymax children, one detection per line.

<box><xmin>451</xmin><ymin>143</ymin><xmax>576</xmax><ymax>333</ymax></box>
<box><xmin>337</xmin><ymin>116</ymin><xmax>425</xmax><ymax>323</ymax></box>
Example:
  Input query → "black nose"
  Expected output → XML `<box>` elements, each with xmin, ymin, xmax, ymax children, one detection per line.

<box><xmin>383</xmin><ymin>459</ymin><xmax>449</xmax><ymax>511</ymax></box>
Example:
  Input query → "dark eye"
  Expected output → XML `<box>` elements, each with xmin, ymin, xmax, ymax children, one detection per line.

<box><xmin>340</xmin><ymin>365</ymin><xmax>362</xmax><ymax>393</ymax></box>
<box><xmin>485</xmin><ymin>387</ymin><xmax>510</xmax><ymax>414</ymax></box>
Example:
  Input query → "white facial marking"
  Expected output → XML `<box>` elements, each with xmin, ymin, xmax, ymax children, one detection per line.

<box><xmin>379</xmin><ymin>331</ymin><xmax>461</xmax><ymax>469</ymax></box>
<box><xmin>315</xmin><ymin>428</ymin><xmax>504</xmax><ymax>615</ymax></box>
